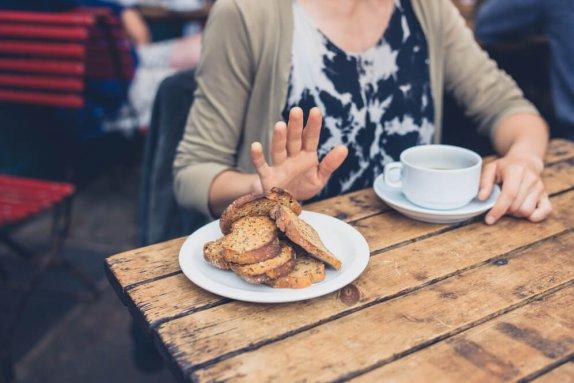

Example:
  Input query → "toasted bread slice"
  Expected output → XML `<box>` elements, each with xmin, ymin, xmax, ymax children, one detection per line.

<box><xmin>203</xmin><ymin>238</ymin><xmax>230</xmax><ymax>270</ymax></box>
<box><xmin>271</xmin><ymin>205</ymin><xmax>342</xmax><ymax>270</ymax></box>
<box><xmin>219</xmin><ymin>187</ymin><xmax>302</xmax><ymax>234</ymax></box>
<box><xmin>232</xmin><ymin>242</ymin><xmax>296</xmax><ymax>284</ymax></box>
<box><xmin>269</xmin><ymin>256</ymin><xmax>326</xmax><ymax>288</ymax></box>
<box><xmin>222</xmin><ymin>216</ymin><xmax>280</xmax><ymax>265</ymax></box>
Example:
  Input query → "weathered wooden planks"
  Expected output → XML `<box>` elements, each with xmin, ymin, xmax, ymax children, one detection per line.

<box><xmin>193</xmin><ymin>232</ymin><xmax>574</xmax><ymax>382</ymax></box>
<box><xmin>155</xmin><ymin>192</ymin><xmax>573</xmax><ymax>369</ymax></box>
<box><xmin>305</xmin><ymin>188</ymin><xmax>388</xmax><ymax>222</ymax></box>
<box><xmin>111</xmin><ymin>155</ymin><xmax>574</xmax><ymax>303</ymax></box>
<box><xmin>122</xmin><ymin>160</ymin><xmax>574</xmax><ymax>329</ymax></box>
<box><xmin>102</xmin><ymin>139</ymin><xmax>574</xmax><ymax>382</ymax></box>
<box><xmin>545</xmin><ymin>138</ymin><xmax>574</xmax><ymax>164</ymax></box>
<box><xmin>105</xmin><ymin>237</ymin><xmax>185</xmax><ymax>289</ymax></box>
<box><xmin>351</xmin><ymin>286</ymin><xmax>574</xmax><ymax>382</ymax></box>
<box><xmin>533</xmin><ymin>362</ymin><xmax>574</xmax><ymax>383</ymax></box>
<box><xmin>105</xmin><ymin>139</ymin><xmax>574</xmax><ymax>293</ymax></box>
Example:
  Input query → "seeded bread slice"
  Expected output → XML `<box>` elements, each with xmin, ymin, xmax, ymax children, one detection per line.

<box><xmin>219</xmin><ymin>187</ymin><xmax>302</xmax><ymax>234</ymax></box>
<box><xmin>232</xmin><ymin>242</ymin><xmax>296</xmax><ymax>284</ymax></box>
<box><xmin>268</xmin><ymin>256</ymin><xmax>326</xmax><ymax>288</ymax></box>
<box><xmin>271</xmin><ymin>205</ymin><xmax>342</xmax><ymax>270</ymax></box>
<box><xmin>222</xmin><ymin>216</ymin><xmax>280</xmax><ymax>265</ymax></box>
<box><xmin>203</xmin><ymin>238</ymin><xmax>230</xmax><ymax>270</ymax></box>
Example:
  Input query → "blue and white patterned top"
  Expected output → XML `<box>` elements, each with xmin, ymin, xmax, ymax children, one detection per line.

<box><xmin>283</xmin><ymin>0</ymin><xmax>435</xmax><ymax>199</ymax></box>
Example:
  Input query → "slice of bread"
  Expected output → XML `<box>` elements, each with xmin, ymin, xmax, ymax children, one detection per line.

<box><xmin>222</xmin><ymin>216</ymin><xmax>280</xmax><ymax>265</ymax></box>
<box><xmin>271</xmin><ymin>205</ymin><xmax>342</xmax><ymax>270</ymax></box>
<box><xmin>203</xmin><ymin>238</ymin><xmax>230</xmax><ymax>270</ymax></box>
<box><xmin>219</xmin><ymin>187</ymin><xmax>302</xmax><ymax>234</ymax></box>
<box><xmin>232</xmin><ymin>242</ymin><xmax>296</xmax><ymax>284</ymax></box>
<box><xmin>269</xmin><ymin>256</ymin><xmax>326</xmax><ymax>288</ymax></box>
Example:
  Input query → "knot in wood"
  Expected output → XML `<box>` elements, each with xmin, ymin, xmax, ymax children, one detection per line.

<box><xmin>339</xmin><ymin>284</ymin><xmax>360</xmax><ymax>305</ymax></box>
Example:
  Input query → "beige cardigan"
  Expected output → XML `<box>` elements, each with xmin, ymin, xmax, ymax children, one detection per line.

<box><xmin>174</xmin><ymin>0</ymin><xmax>538</xmax><ymax>218</ymax></box>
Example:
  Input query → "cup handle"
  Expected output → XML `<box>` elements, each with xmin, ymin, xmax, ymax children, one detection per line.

<box><xmin>384</xmin><ymin>162</ymin><xmax>403</xmax><ymax>189</ymax></box>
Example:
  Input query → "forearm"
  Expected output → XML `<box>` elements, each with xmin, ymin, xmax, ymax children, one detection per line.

<box><xmin>209</xmin><ymin>170</ymin><xmax>259</xmax><ymax>217</ymax></box>
<box><xmin>492</xmin><ymin>113</ymin><xmax>549</xmax><ymax>168</ymax></box>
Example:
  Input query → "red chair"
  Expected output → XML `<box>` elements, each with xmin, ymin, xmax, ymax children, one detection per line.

<box><xmin>0</xmin><ymin>8</ymin><xmax>135</xmax><ymax>382</ymax></box>
<box><xmin>0</xmin><ymin>8</ymin><xmax>134</xmax><ymax>108</ymax></box>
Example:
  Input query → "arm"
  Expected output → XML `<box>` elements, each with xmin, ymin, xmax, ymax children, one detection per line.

<box><xmin>173</xmin><ymin>0</ymin><xmax>254</xmax><ymax>218</ymax></box>
<box><xmin>173</xmin><ymin>1</ymin><xmax>347</xmax><ymax>218</ymax></box>
<box><xmin>440</xmin><ymin>0</ymin><xmax>551</xmax><ymax>224</ymax></box>
<box><xmin>474</xmin><ymin>0</ymin><xmax>544</xmax><ymax>44</ymax></box>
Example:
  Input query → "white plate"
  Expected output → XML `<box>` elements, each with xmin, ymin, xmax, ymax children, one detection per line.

<box><xmin>178</xmin><ymin>211</ymin><xmax>370</xmax><ymax>303</ymax></box>
<box><xmin>373</xmin><ymin>174</ymin><xmax>500</xmax><ymax>224</ymax></box>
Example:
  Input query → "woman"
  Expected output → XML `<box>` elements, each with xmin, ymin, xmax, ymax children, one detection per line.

<box><xmin>174</xmin><ymin>0</ymin><xmax>551</xmax><ymax>225</ymax></box>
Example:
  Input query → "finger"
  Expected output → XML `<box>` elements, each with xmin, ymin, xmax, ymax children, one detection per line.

<box><xmin>287</xmin><ymin>107</ymin><xmax>303</xmax><ymax>156</ymax></box>
<box><xmin>250</xmin><ymin>142</ymin><xmax>271</xmax><ymax>178</ymax></box>
<box><xmin>485</xmin><ymin>166</ymin><xmax>523</xmax><ymax>225</ymax></box>
<box><xmin>509</xmin><ymin>171</ymin><xmax>538</xmax><ymax>214</ymax></box>
<box><xmin>478</xmin><ymin>162</ymin><xmax>497</xmax><ymax>201</ymax></box>
<box><xmin>318</xmin><ymin>145</ymin><xmax>348</xmax><ymax>183</ymax></box>
<box><xmin>271</xmin><ymin>121</ymin><xmax>288</xmax><ymax>165</ymax></box>
<box><xmin>302</xmin><ymin>107</ymin><xmax>322</xmax><ymax>152</ymax></box>
<box><xmin>515</xmin><ymin>182</ymin><xmax>544</xmax><ymax>218</ymax></box>
<box><xmin>528</xmin><ymin>193</ymin><xmax>552</xmax><ymax>223</ymax></box>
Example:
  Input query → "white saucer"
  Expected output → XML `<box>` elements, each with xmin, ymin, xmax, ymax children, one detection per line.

<box><xmin>373</xmin><ymin>174</ymin><xmax>500</xmax><ymax>224</ymax></box>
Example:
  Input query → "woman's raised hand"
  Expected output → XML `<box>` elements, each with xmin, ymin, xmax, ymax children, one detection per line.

<box><xmin>250</xmin><ymin>107</ymin><xmax>348</xmax><ymax>200</ymax></box>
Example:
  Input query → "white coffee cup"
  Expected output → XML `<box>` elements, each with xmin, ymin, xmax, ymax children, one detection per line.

<box><xmin>383</xmin><ymin>145</ymin><xmax>482</xmax><ymax>210</ymax></box>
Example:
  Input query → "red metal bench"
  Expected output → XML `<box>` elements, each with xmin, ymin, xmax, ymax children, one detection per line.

<box><xmin>0</xmin><ymin>8</ymin><xmax>135</xmax><ymax>381</ymax></box>
<box><xmin>0</xmin><ymin>8</ymin><xmax>134</xmax><ymax>108</ymax></box>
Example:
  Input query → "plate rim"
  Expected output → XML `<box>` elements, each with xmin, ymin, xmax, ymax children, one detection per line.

<box><xmin>178</xmin><ymin>211</ymin><xmax>370</xmax><ymax>303</ymax></box>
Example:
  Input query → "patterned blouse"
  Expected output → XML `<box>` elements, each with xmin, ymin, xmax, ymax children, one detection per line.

<box><xmin>282</xmin><ymin>0</ymin><xmax>435</xmax><ymax>199</ymax></box>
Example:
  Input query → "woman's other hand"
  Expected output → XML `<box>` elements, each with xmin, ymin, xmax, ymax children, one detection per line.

<box><xmin>478</xmin><ymin>151</ymin><xmax>551</xmax><ymax>225</ymax></box>
<box><xmin>250</xmin><ymin>107</ymin><xmax>348</xmax><ymax>200</ymax></box>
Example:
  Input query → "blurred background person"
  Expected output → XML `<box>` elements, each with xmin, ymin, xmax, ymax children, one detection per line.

<box><xmin>475</xmin><ymin>0</ymin><xmax>574</xmax><ymax>140</ymax></box>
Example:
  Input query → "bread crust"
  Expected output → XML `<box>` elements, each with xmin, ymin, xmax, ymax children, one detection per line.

<box><xmin>230</xmin><ymin>242</ymin><xmax>294</xmax><ymax>276</ymax></box>
<box><xmin>271</xmin><ymin>205</ymin><xmax>342</xmax><ymax>270</ymax></box>
<box><xmin>269</xmin><ymin>256</ymin><xmax>326</xmax><ymax>288</ymax></box>
<box><xmin>233</xmin><ymin>245</ymin><xmax>296</xmax><ymax>284</ymax></box>
<box><xmin>222</xmin><ymin>216</ymin><xmax>281</xmax><ymax>265</ymax></box>
<box><xmin>219</xmin><ymin>187</ymin><xmax>302</xmax><ymax>234</ymax></box>
<box><xmin>223</xmin><ymin>236</ymin><xmax>281</xmax><ymax>265</ymax></box>
<box><xmin>203</xmin><ymin>238</ymin><xmax>230</xmax><ymax>270</ymax></box>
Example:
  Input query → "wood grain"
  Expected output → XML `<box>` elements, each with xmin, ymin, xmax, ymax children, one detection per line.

<box><xmin>193</xmin><ymin>232</ymin><xmax>574</xmax><ymax>382</ymax></box>
<box><xmin>351</xmin><ymin>286</ymin><xmax>574</xmax><ymax>382</ymax></box>
<box><xmin>105</xmin><ymin>237</ymin><xmax>185</xmax><ymax>289</ymax></box>
<box><xmin>533</xmin><ymin>362</ymin><xmax>574</xmax><ymax>383</ymax></box>
<box><xmin>545</xmin><ymin>139</ymin><xmax>574</xmax><ymax>163</ymax></box>
<box><xmin>155</xmin><ymin>192</ymin><xmax>572</xmax><ymax>368</ymax></box>
<box><xmin>101</xmin><ymin>139</ymin><xmax>574</xmax><ymax>382</ymax></box>
<box><xmin>305</xmin><ymin>188</ymin><xmax>388</xmax><ymax>222</ymax></box>
<box><xmin>114</xmin><ymin>156</ymin><xmax>574</xmax><ymax>301</ymax></box>
<box><xmin>123</xmin><ymin>160</ymin><xmax>574</xmax><ymax>328</ymax></box>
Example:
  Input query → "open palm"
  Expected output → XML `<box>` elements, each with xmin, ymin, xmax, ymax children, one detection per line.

<box><xmin>250</xmin><ymin>107</ymin><xmax>348</xmax><ymax>201</ymax></box>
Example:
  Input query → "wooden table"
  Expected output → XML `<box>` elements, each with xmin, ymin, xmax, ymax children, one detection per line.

<box><xmin>106</xmin><ymin>139</ymin><xmax>574</xmax><ymax>382</ymax></box>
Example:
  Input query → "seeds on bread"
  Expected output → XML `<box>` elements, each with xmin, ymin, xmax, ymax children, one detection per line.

<box><xmin>271</xmin><ymin>205</ymin><xmax>342</xmax><ymax>270</ymax></box>
<box><xmin>219</xmin><ymin>187</ymin><xmax>302</xmax><ymax>234</ymax></box>
<box><xmin>232</xmin><ymin>242</ymin><xmax>296</xmax><ymax>284</ymax></box>
<box><xmin>268</xmin><ymin>256</ymin><xmax>326</xmax><ymax>289</ymax></box>
<box><xmin>203</xmin><ymin>238</ymin><xmax>230</xmax><ymax>270</ymax></box>
<box><xmin>222</xmin><ymin>216</ymin><xmax>280</xmax><ymax>265</ymax></box>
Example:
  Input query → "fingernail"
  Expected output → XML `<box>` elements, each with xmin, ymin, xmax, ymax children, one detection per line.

<box><xmin>485</xmin><ymin>216</ymin><xmax>495</xmax><ymax>225</ymax></box>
